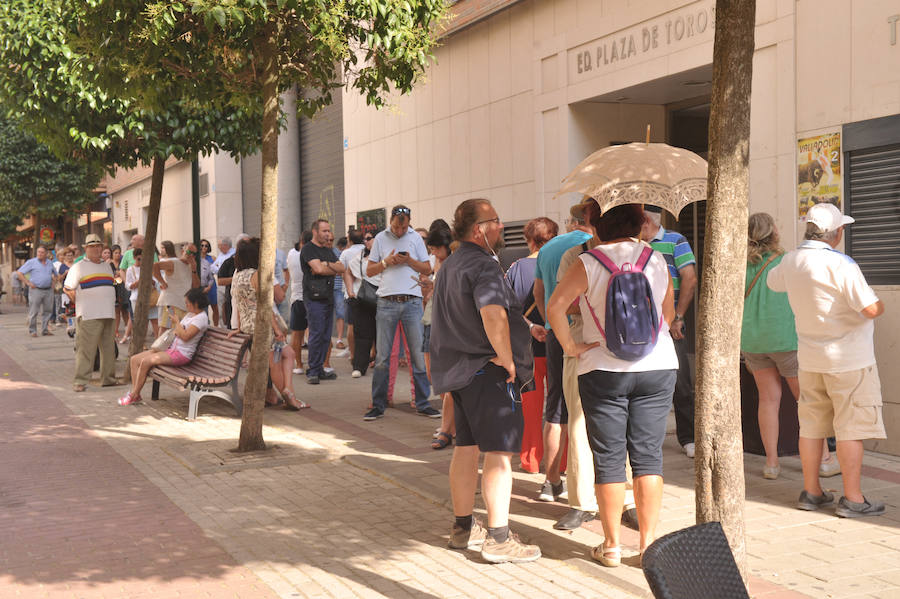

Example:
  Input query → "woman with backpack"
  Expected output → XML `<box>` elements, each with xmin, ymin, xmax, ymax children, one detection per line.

<box><xmin>546</xmin><ymin>203</ymin><xmax>676</xmax><ymax>568</ymax></box>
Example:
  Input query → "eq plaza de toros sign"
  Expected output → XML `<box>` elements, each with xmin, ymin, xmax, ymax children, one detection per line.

<box><xmin>569</xmin><ymin>2</ymin><xmax>715</xmax><ymax>83</ymax></box>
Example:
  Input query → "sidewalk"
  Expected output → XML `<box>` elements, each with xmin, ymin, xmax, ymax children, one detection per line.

<box><xmin>1</xmin><ymin>303</ymin><xmax>898</xmax><ymax>598</ymax></box>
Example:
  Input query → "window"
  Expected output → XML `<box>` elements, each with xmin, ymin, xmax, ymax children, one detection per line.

<box><xmin>843</xmin><ymin>115</ymin><xmax>900</xmax><ymax>285</ymax></box>
<box><xmin>199</xmin><ymin>173</ymin><xmax>209</xmax><ymax>198</ymax></box>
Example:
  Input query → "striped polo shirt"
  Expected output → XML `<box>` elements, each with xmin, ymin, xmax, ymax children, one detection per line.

<box><xmin>649</xmin><ymin>227</ymin><xmax>696</xmax><ymax>304</ymax></box>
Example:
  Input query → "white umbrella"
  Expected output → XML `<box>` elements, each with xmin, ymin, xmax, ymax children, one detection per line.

<box><xmin>555</xmin><ymin>142</ymin><xmax>708</xmax><ymax>219</ymax></box>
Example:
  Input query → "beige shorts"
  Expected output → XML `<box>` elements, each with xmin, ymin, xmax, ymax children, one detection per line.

<box><xmin>159</xmin><ymin>305</ymin><xmax>186</xmax><ymax>328</ymax></box>
<box><xmin>742</xmin><ymin>351</ymin><xmax>798</xmax><ymax>378</ymax></box>
<box><xmin>798</xmin><ymin>365</ymin><xmax>886</xmax><ymax>441</ymax></box>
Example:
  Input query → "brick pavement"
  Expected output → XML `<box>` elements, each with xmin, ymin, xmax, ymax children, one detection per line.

<box><xmin>1</xmin><ymin>303</ymin><xmax>899</xmax><ymax>598</ymax></box>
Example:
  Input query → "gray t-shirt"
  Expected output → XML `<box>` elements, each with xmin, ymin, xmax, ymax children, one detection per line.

<box><xmin>430</xmin><ymin>241</ymin><xmax>534</xmax><ymax>394</ymax></box>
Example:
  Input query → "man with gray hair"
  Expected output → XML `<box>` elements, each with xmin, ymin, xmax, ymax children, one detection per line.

<box><xmin>768</xmin><ymin>202</ymin><xmax>886</xmax><ymax>518</ymax></box>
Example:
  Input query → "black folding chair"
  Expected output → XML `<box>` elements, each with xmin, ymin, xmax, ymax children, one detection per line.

<box><xmin>641</xmin><ymin>522</ymin><xmax>750</xmax><ymax>599</ymax></box>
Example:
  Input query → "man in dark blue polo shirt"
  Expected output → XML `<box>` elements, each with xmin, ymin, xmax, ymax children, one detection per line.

<box><xmin>17</xmin><ymin>245</ymin><xmax>57</xmax><ymax>337</ymax></box>
<box><xmin>431</xmin><ymin>198</ymin><xmax>540</xmax><ymax>564</ymax></box>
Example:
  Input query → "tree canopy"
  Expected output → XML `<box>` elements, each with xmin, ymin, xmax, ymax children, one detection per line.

<box><xmin>0</xmin><ymin>119</ymin><xmax>101</xmax><ymax>240</ymax></box>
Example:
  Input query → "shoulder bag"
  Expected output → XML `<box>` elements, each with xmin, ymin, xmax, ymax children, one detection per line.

<box><xmin>744</xmin><ymin>253</ymin><xmax>780</xmax><ymax>299</ymax></box>
<box><xmin>357</xmin><ymin>251</ymin><xmax>379</xmax><ymax>306</ymax></box>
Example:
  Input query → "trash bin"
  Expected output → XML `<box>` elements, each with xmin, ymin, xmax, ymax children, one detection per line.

<box><xmin>740</xmin><ymin>360</ymin><xmax>799</xmax><ymax>456</ymax></box>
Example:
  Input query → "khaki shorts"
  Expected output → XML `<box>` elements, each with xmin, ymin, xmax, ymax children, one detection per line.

<box><xmin>742</xmin><ymin>351</ymin><xmax>798</xmax><ymax>378</ymax></box>
<box><xmin>798</xmin><ymin>365</ymin><xmax>886</xmax><ymax>441</ymax></box>
<box><xmin>159</xmin><ymin>305</ymin><xmax>186</xmax><ymax>329</ymax></box>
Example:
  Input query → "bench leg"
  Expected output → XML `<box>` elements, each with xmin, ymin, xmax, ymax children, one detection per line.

<box><xmin>188</xmin><ymin>389</ymin><xmax>201</xmax><ymax>421</ymax></box>
<box><xmin>187</xmin><ymin>388</ymin><xmax>242</xmax><ymax>420</ymax></box>
<box><xmin>151</xmin><ymin>379</ymin><xmax>160</xmax><ymax>400</ymax></box>
<box><xmin>231</xmin><ymin>377</ymin><xmax>243</xmax><ymax>417</ymax></box>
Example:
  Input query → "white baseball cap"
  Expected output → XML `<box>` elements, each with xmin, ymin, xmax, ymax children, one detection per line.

<box><xmin>804</xmin><ymin>202</ymin><xmax>854</xmax><ymax>233</ymax></box>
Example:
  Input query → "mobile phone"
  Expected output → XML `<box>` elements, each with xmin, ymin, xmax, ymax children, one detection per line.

<box><xmin>398</xmin><ymin>251</ymin><xmax>409</xmax><ymax>256</ymax></box>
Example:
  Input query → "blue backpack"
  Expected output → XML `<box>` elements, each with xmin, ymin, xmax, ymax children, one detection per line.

<box><xmin>583</xmin><ymin>246</ymin><xmax>661</xmax><ymax>361</ymax></box>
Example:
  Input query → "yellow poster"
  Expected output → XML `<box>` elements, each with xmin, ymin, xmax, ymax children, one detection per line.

<box><xmin>797</xmin><ymin>132</ymin><xmax>842</xmax><ymax>218</ymax></box>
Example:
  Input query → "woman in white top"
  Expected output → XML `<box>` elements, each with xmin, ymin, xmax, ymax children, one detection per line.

<box><xmin>125</xmin><ymin>249</ymin><xmax>160</xmax><ymax>339</ymax></box>
<box><xmin>153</xmin><ymin>240</ymin><xmax>199</xmax><ymax>331</ymax></box>
<box><xmin>118</xmin><ymin>287</ymin><xmax>210</xmax><ymax>406</ymax></box>
<box><xmin>547</xmin><ymin>203</ymin><xmax>676</xmax><ymax>567</ymax></box>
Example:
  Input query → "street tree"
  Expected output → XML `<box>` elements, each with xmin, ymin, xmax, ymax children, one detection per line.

<box><xmin>694</xmin><ymin>0</ymin><xmax>756</xmax><ymax>581</ymax></box>
<box><xmin>76</xmin><ymin>0</ymin><xmax>448</xmax><ymax>451</ymax></box>
<box><xmin>0</xmin><ymin>0</ymin><xmax>262</xmax><ymax>363</ymax></box>
<box><xmin>0</xmin><ymin>119</ymin><xmax>101</xmax><ymax>245</ymax></box>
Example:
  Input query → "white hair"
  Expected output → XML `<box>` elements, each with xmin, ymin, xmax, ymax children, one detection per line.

<box><xmin>645</xmin><ymin>211</ymin><xmax>661</xmax><ymax>226</ymax></box>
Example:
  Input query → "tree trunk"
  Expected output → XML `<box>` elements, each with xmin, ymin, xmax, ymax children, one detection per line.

<box><xmin>237</xmin><ymin>32</ymin><xmax>279</xmax><ymax>452</ymax></box>
<box><xmin>126</xmin><ymin>156</ymin><xmax>165</xmax><ymax>374</ymax></box>
<box><xmin>695</xmin><ymin>0</ymin><xmax>756</xmax><ymax>583</ymax></box>
<box><xmin>32</xmin><ymin>210</ymin><xmax>40</xmax><ymax>250</ymax></box>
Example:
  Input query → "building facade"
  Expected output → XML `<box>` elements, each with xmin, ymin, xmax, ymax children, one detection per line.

<box><xmin>341</xmin><ymin>0</ymin><xmax>900</xmax><ymax>454</ymax></box>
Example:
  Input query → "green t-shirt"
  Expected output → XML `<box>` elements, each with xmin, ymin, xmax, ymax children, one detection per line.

<box><xmin>741</xmin><ymin>252</ymin><xmax>798</xmax><ymax>353</ymax></box>
<box><xmin>118</xmin><ymin>248</ymin><xmax>158</xmax><ymax>271</ymax></box>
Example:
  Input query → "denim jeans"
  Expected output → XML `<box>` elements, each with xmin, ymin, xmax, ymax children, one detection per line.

<box><xmin>305</xmin><ymin>299</ymin><xmax>333</xmax><ymax>378</ymax></box>
<box><xmin>371</xmin><ymin>297</ymin><xmax>430</xmax><ymax>411</ymax></box>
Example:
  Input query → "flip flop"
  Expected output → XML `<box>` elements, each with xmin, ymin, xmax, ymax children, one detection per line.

<box><xmin>431</xmin><ymin>431</ymin><xmax>453</xmax><ymax>450</ymax></box>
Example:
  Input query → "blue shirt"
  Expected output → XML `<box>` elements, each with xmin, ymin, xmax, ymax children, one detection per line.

<box><xmin>274</xmin><ymin>248</ymin><xmax>287</xmax><ymax>286</ymax></box>
<box><xmin>332</xmin><ymin>248</ymin><xmax>344</xmax><ymax>291</ymax></box>
<box><xmin>534</xmin><ymin>230</ymin><xmax>592</xmax><ymax>330</ymax></box>
<box><xmin>369</xmin><ymin>226</ymin><xmax>429</xmax><ymax>297</ymax></box>
<box><xmin>18</xmin><ymin>257</ymin><xmax>55</xmax><ymax>289</ymax></box>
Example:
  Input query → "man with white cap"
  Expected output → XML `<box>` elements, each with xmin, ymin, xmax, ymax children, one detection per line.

<box><xmin>64</xmin><ymin>233</ymin><xmax>119</xmax><ymax>392</ymax></box>
<box><xmin>767</xmin><ymin>202</ymin><xmax>886</xmax><ymax>517</ymax></box>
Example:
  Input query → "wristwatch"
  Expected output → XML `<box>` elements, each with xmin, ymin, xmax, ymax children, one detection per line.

<box><xmin>673</xmin><ymin>314</ymin><xmax>684</xmax><ymax>322</ymax></box>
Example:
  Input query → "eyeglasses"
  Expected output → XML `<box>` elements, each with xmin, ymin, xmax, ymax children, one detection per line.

<box><xmin>477</xmin><ymin>217</ymin><xmax>501</xmax><ymax>225</ymax></box>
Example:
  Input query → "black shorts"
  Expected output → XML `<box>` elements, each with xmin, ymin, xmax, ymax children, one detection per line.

<box><xmin>290</xmin><ymin>300</ymin><xmax>308</xmax><ymax>331</ymax></box>
<box><xmin>544</xmin><ymin>329</ymin><xmax>569</xmax><ymax>424</ymax></box>
<box><xmin>452</xmin><ymin>363</ymin><xmax>524</xmax><ymax>453</ymax></box>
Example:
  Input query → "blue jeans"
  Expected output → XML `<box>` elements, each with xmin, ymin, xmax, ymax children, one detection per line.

<box><xmin>372</xmin><ymin>297</ymin><xmax>430</xmax><ymax>411</ymax></box>
<box><xmin>305</xmin><ymin>299</ymin><xmax>333</xmax><ymax>378</ymax></box>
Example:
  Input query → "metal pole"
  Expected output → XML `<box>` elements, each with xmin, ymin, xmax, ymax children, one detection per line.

<box><xmin>191</xmin><ymin>158</ymin><xmax>201</xmax><ymax>274</ymax></box>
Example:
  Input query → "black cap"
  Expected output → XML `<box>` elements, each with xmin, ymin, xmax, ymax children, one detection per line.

<box><xmin>643</xmin><ymin>205</ymin><xmax>663</xmax><ymax>214</ymax></box>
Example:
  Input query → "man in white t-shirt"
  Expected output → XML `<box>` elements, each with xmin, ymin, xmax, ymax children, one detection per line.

<box><xmin>63</xmin><ymin>233</ymin><xmax>119</xmax><ymax>392</ymax></box>
<box><xmin>768</xmin><ymin>202</ymin><xmax>886</xmax><ymax>518</ymax></box>
<box><xmin>287</xmin><ymin>231</ymin><xmax>311</xmax><ymax>374</ymax></box>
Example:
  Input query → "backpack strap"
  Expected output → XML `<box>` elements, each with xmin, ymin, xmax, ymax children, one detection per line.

<box><xmin>585</xmin><ymin>248</ymin><xmax>620</xmax><ymax>274</ymax></box>
<box><xmin>633</xmin><ymin>246</ymin><xmax>654</xmax><ymax>272</ymax></box>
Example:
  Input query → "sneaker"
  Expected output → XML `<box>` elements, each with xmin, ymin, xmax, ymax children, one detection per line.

<box><xmin>819</xmin><ymin>457</ymin><xmax>842</xmax><ymax>478</ymax></box>
<box><xmin>417</xmin><ymin>406</ymin><xmax>441</xmax><ymax>418</ymax></box>
<box><xmin>763</xmin><ymin>464</ymin><xmax>781</xmax><ymax>480</ymax></box>
<box><xmin>538</xmin><ymin>480</ymin><xmax>567</xmax><ymax>502</ymax></box>
<box><xmin>683</xmin><ymin>442</ymin><xmax>696</xmax><ymax>458</ymax></box>
<box><xmin>323</xmin><ymin>367</ymin><xmax>335</xmax><ymax>374</ymax></box>
<box><xmin>481</xmin><ymin>532</ymin><xmax>541</xmax><ymax>563</ymax></box>
<box><xmin>351</xmin><ymin>370</ymin><xmax>362</xmax><ymax>378</ymax></box>
<box><xmin>797</xmin><ymin>489</ymin><xmax>834</xmax><ymax>511</ymax></box>
<box><xmin>553</xmin><ymin>508</ymin><xmax>596</xmax><ymax>530</ymax></box>
<box><xmin>448</xmin><ymin>519</ymin><xmax>487</xmax><ymax>549</ymax></box>
<box><xmin>320</xmin><ymin>371</ymin><xmax>338</xmax><ymax>381</ymax></box>
<box><xmin>306</xmin><ymin>376</ymin><xmax>320</xmax><ymax>385</ymax></box>
<box><xmin>363</xmin><ymin>407</ymin><xmax>384</xmax><ymax>421</ymax></box>
<box><xmin>835</xmin><ymin>496</ymin><xmax>886</xmax><ymax>518</ymax></box>
<box><xmin>292</xmin><ymin>367</ymin><xmax>304</xmax><ymax>375</ymax></box>
<box><xmin>333</xmin><ymin>348</ymin><xmax>350</xmax><ymax>358</ymax></box>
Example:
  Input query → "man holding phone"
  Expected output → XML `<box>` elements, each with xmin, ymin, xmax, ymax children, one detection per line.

<box><xmin>363</xmin><ymin>205</ymin><xmax>437</xmax><ymax>421</ymax></box>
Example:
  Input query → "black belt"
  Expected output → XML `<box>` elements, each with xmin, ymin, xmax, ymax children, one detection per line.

<box><xmin>382</xmin><ymin>294</ymin><xmax>415</xmax><ymax>303</ymax></box>
<box><xmin>34</xmin><ymin>286</ymin><xmax>51</xmax><ymax>290</ymax></box>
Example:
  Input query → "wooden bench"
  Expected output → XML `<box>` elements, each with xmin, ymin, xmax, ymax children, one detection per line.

<box><xmin>148</xmin><ymin>326</ymin><xmax>251</xmax><ymax>420</ymax></box>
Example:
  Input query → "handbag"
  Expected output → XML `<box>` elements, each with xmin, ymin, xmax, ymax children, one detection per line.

<box><xmin>150</xmin><ymin>328</ymin><xmax>175</xmax><ymax>352</ymax></box>
<box><xmin>357</xmin><ymin>252</ymin><xmax>378</xmax><ymax>306</ymax></box>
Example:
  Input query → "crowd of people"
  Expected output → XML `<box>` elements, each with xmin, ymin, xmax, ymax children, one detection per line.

<box><xmin>8</xmin><ymin>196</ymin><xmax>887</xmax><ymax>565</ymax></box>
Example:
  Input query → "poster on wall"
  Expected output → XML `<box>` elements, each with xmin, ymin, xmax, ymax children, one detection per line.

<box><xmin>356</xmin><ymin>208</ymin><xmax>386</xmax><ymax>236</ymax></box>
<box><xmin>797</xmin><ymin>132</ymin><xmax>842</xmax><ymax>218</ymax></box>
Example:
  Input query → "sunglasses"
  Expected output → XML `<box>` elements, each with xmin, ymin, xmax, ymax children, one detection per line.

<box><xmin>200</xmin><ymin>244</ymin><xmax>210</xmax><ymax>249</ymax></box>
<box><xmin>364</xmin><ymin>236</ymin><xmax>374</xmax><ymax>241</ymax></box>
<box><xmin>391</xmin><ymin>207</ymin><xmax>411</xmax><ymax>217</ymax></box>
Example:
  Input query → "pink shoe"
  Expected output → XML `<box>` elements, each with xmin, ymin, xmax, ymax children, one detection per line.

<box><xmin>118</xmin><ymin>392</ymin><xmax>142</xmax><ymax>406</ymax></box>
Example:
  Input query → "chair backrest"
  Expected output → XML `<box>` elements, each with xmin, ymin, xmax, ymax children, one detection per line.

<box><xmin>189</xmin><ymin>326</ymin><xmax>251</xmax><ymax>377</ymax></box>
<box><xmin>641</xmin><ymin>522</ymin><xmax>750</xmax><ymax>599</ymax></box>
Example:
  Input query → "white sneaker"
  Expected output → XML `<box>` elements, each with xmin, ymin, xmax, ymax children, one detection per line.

<box><xmin>683</xmin><ymin>442</ymin><xmax>696</xmax><ymax>459</ymax></box>
<box><xmin>351</xmin><ymin>370</ymin><xmax>362</xmax><ymax>378</ymax></box>
<box><xmin>323</xmin><ymin>367</ymin><xmax>335</xmax><ymax>374</ymax></box>
<box><xmin>334</xmin><ymin>348</ymin><xmax>350</xmax><ymax>358</ymax></box>
<box><xmin>292</xmin><ymin>367</ymin><xmax>304</xmax><ymax>375</ymax></box>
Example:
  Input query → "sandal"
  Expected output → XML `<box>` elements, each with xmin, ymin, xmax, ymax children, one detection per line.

<box><xmin>431</xmin><ymin>431</ymin><xmax>453</xmax><ymax>450</ymax></box>
<box><xmin>336</xmin><ymin>340</ymin><xmax>347</xmax><ymax>350</ymax></box>
<box><xmin>118</xmin><ymin>392</ymin><xmax>141</xmax><ymax>406</ymax></box>
<box><xmin>591</xmin><ymin>543</ymin><xmax>621</xmax><ymax>567</ymax></box>
<box><xmin>282</xmin><ymin>388</ymin><xmax>309</xmax><ymax>411</ymax></box>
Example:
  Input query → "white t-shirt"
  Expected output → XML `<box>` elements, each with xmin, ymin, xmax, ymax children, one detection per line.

<box><xmin>339</xmin><ymin>244</ymin><xmax>366</xmax><ymax>298</ymax></box>
<box><xmin>170</xmin><ymin>311</ymin><xmax>209</xmax><ymax>359</ymax></box>
<box><xmin>767</xmin><ymin>240</ymin><xmax>879</xmax><ymax>373</ymax></box>
<box><xmin>576</xmin><ymin>241</ymin><xmax>677</xmax><ymax>375</ymax></box>
<box><xmin>63</xmin><ymin>259</ymin><xmax>116</xmax><ymax>320</ymax></box>
<box><xmin>287</xmin><ymin>247</ymin><xmax>303</xmax><ymax>303</ymax></box>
